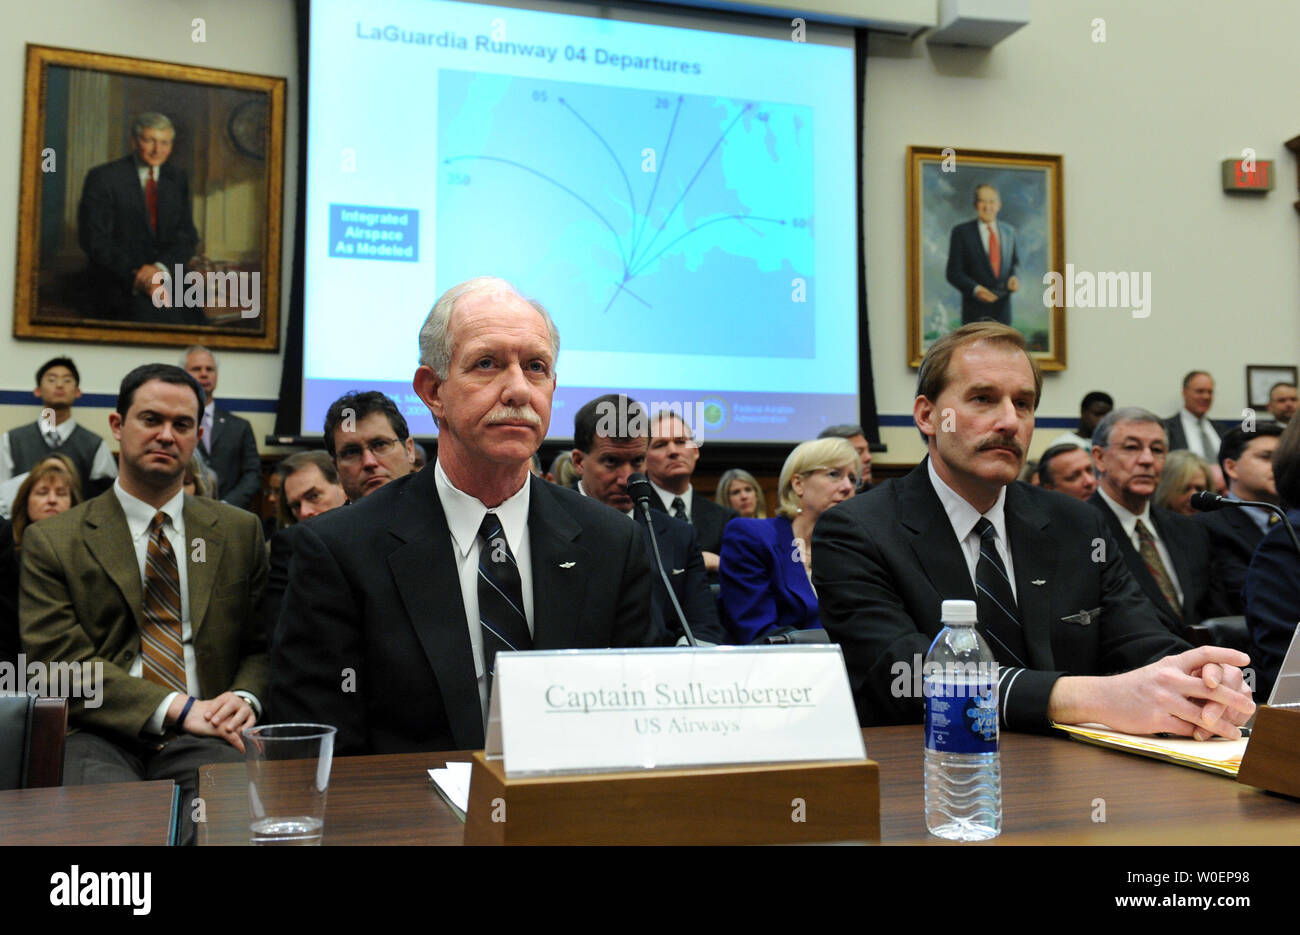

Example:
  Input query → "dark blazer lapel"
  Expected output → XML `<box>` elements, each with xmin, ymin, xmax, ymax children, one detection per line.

<box><xmin>208</xmin><ymin>407</ymin><xmax>225</xmax><ymax>454</ymax></box>
<box><xmin>1152</xmin><ymin>508</ymin><xmax>1196</xmax><ymax>619</ymax></box>
<box><xmin>1004</xmin><ymin>485</ymin><xmax>1057</xmax><ymax>667</ymax></box>
<box><xmin>386</xmin><ymin>466</ymin><xmax>482</xmax><ymax>748</ymax></box>
<box><xmin>1225</xmin><ymin>507</ymin><xmax>1262</xmax><ymax>555</ymax></box>
<box><xmin>183</xmin><ymin>495</ymin><xmax>225</xmax><ymax>638</ymax></box>
<box><xmin>1090</xmin><ymin>493</ymin><xmax>1176</xmax><ymax>626</ymax></box>
<box><xmin>899</xmin><ymin>463</ymin><xmax>976</xmax><ymax>603</ymax></box>
<box><xmin>83</xmin><ymin>493</ymin><xmax>146</xmax><ymax>630</ymax></box>
<box><xmin>527</xmin><ymin>478</ymin><xmax>589</xmax><ymax>649</ymax></box>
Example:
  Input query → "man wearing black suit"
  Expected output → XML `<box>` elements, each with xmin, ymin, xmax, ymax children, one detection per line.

<box><xmin>1088</xmin><ymin>407</ymin><xmax>1214</xmax><ymax>639</ymax></box>
<box><xmin>645</xmin><ymin>410</ymin><xmax>736</xmax><ymax>575</ymax></box>
<box><xmin>1162</xmin><ymin>370</ymin><xmax>1221</xmax><ymax>464</ymax></box>
<box><xmin>945</xmin><ymin>184</ymin><xmax>1020</xmax><ymax>326</ymax></box>
<box><xmin>182</xmin><ymin>346</ymin><xmax>260</xmax><ymax>510</ymax></box>
<box><xmin>1194</xmin><ymin>424</ymin><xmax>1283</xmax><ymax>616</ymax></box>
<box><xmin>813</xmin><ymin>322</ymin><xmax>1252</xmax><ymax>738</ymax></box>
<box><xmin>271</xmin><ymin>277</ymin><xmax>655</xmax><ymax>754</ymax></box>
<box><xmin>570</xmin><ymin>393</ymin><xmax>726</xmax><ymax>646</ymax></box>
<box><xmin>77</xmin><ymin>113</ymin><xmax>200</xmax><ymax>325</ymax></box>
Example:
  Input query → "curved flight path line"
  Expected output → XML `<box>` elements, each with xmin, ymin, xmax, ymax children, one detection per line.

<box><xmin>558</xmin><ymin>97</ymin><xmax>637</xmax><ymax>231</ymax></box>
<box><xmin>628</xmin><ymin>214</ymin><xmax>786</xmax><ymax>278</ymax></box>
<box><xmin>443</xmin><ymin>155</ymin><xmax>631</xmax><ymax>271</ymax></box>
<box><xmin>631</xmin><ymin>102</ymin><xmax>754</xmax><ymax>269</ymax></box>
<box><xmin>630</xmin><ymin>95</ymin><xmax>683</xmax><ymax>260</ymax></box>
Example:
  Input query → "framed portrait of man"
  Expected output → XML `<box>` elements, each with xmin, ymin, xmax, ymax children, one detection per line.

<box><xmin>906</xmin><ymin>146</ymin><xmax>1066</xmax><ymax>369</ymax></box>
<box><xmin>14</xmin><ymin>44</ymin><xmax>285</xmax><ymax>349</ymax></box>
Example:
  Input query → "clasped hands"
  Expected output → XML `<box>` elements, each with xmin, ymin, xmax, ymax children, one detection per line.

<box><xmin>168</xmin><ymin>691</ymin><xmax>257</xmax><ymax>752</ymax></box>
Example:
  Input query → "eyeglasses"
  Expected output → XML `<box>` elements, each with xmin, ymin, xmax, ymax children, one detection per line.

<box><xmin>1109</xmin><ymin>441</ymin><xmax>1167</xmax><ymax>459</ymax></box>
<box><xmin>803</xmin><ymin>467</ymin><xmax>860</xmax><ymax>487</ymax></box>
<box><xmin>336</xmin><ymin>437</ymin><xmax>401</xmax><ymax>464</ymax></box>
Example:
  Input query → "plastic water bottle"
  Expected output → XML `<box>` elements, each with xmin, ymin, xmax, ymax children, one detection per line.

<box><xmin>924</xmin><ymin>599</ymin><xmax>1001</xmax><ymax>841</ymax></box>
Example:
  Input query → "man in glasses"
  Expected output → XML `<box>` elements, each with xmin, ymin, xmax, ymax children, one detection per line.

<box><xmin>322</xmin><ymin>391</ymin><xmax>416</xmax><ymax>501</ymax></box>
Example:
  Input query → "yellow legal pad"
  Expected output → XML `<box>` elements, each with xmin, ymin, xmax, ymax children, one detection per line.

<box><xmin>1052</xmin><ymin>722</ymin><xmax>1248</xmax><ymax>776</ymax></box>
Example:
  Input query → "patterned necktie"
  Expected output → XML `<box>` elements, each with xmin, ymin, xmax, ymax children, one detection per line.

<box><xmin>145</xmin><ymin>168</ymin><xmax>158</xmax><ymax>234</ymax></box>
<box><xmin>973</xmin><ymin>518</ymin><xmax>1028</xmax><ymax>666</ymax></box>
<box><xmin>1135</xmin><ymin>519</ymin><xmax>1181</xmax><ymax>618</ymax></box>
<box><xmin>141</xmin><ymin>512</ymin><xmax>186</xmax><ymax>693</ymax></box>
<box><xmin>671</xmin><ymin>496</ymin><xmax>689</xmax><ymax>523</ymax></box>
<box><xmin>987</xmin><ymin>223</ymin><xmax>1001</xmax><ymax>278</ymax></box>
<box><xmin>477</xmin><ymin>513</ymin><xmax>532</xmax><ymax>695</ymax></box>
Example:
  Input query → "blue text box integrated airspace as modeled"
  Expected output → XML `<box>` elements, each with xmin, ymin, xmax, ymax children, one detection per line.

<box><xmin>329</xmin><ymin>204</ymin><xmax>420</xmax><ymax>261</ymax></box>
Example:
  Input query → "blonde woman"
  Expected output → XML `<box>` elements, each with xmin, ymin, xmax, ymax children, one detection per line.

<box><xmin>715</xmin><ymin>468</ymin><xmax>768</xmax><ymax>518</ymax></box>
<box><xmin>718</xmin><ymin>438</ymin><xmax>858</xmax><ymax>643</ymax></box>
<box><xmin>1153</xmin><ymin>449</ymin><xmax>1213</xmax><ymax>515</ymax></box>
<box><xmin>11</xmin><ymin>454</ymin><xmax>83</xmax><ymax>550</ymax></box>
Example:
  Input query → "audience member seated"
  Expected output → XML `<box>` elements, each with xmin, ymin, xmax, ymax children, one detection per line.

<box><xmin>549</xmin><ymin>450</ymin><xmax>577</xmax><ymax>488</ymax></box>
<box><xmin>1050</xmin><ymin>390</ymin><xmax>1112</xmax><ymax>450</ymax></box>
<box><xmin>1265</xmin><ymin>381</ymin><xmax>1296</xmax><ymax>429</ymax></box>
<box><xmin>1089</xmin><ymin>407</ymin><xmax>1214</xmax><ymax>639</ymax></box>
<box><xmin>272</xmin><ymin>277</ymin><xmax>654</xmax><ymax>755</ymax></box>
<box><xmin>1196</xmin><ymin>424</ymin><xmax>1283</xmax><ymax>617</ymax></box>
<box><xmin>1164</xmin><ymin>370</ymin><xmax>1220</xmax><ymax>461</ymax></box>
<box><xmin>818</xmin><ymin>423</ymin><xmax>874</xmax><ymax>491</ymax></box>
<box><xmin>1037</xmin><ymin>443</ymin><xmax>1097</xmax><ymax>500</ymax></box>
<box><xmin>182</xmin><ymin>346</ymin><xmax>261</xmax><ymax>510</ymax></box>
<box><xmin>1244</xmin><ymin>419</ymin><xmax>1300</xmax><ymax>700</ymax></box>
<box><xmin>0</xmin><ymin>356</ymin><xmax>117</xmax><ymax>500</ymax></box>
<box><xmin>413</xmin><ymin>441</ymin><xmax>429</xmax><ymax>471</ymax></box>
<box><xmin>182</xmin><ymin>454</ymin><xmax>217</xmax><ymax>498</ymax></box>
<box><xmin>11</xmin><ymin>454</ymin><xmax>83</xmax><ymax>550</ymax></box>
<box><xmin>719</xmin><ymin>438</ymin><xmax>857</xmax><ymax>644</ymax></box>
<box><xmin>647</xmin><ymin>409</ymin><xmax>737</xmax><ymax>574</ymax></box>
<box><xmin>1017</xmin><ymin>459</ymin><xmax>1039</xmax><ymax>485</ymax></box>
<box><xmin>19</xmin><ymin>363</ymin><xmax>268</xmax><ymax>846</ymax></box>
<box><xmin>1152</xmin><ymin>449</ymin><xmax>1213</xmax><ymax>515</ymax></box>
<box><xmin>570</xmin><ymin>393</ymin><xmax>726</xmax><ymax>645</ymax></box>
<box><xmin>716</xmin><ymin>467</ymin><xmax>768</xmax><ymax>518</ymax></box>
<box><xmin>323</xmin><ymin>390</ymin><xmax>416</xmax><ymax>501</ymax></box>
<box><xmin>260</xmin><ymin>470</ymin><xmax>282</xmax><ymax>540</ymax></box>
<box><xmin>813</xmin><ymin>323</ymin><xmax>1251</xmax><ymax>737</ymax></box>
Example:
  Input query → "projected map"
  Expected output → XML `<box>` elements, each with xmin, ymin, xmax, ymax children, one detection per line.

<box><xmin>436</xmin><ymin>71</ymin><xmax>815</xmax><ymax>358</ymax></box>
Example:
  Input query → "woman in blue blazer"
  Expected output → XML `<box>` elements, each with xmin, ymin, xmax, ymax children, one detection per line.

<box><xmin>719</xmin><ymin>438</ymin><xmax>859</xmax><ymax>643</ymax></box>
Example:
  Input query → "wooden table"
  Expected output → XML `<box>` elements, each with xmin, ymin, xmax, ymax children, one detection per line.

<box><xmin>0</xmin><ymin>781</ymin><xmax>177</xmax><ymax>846</ymax></box>
<box><xmin>196</xmin><ymin>727</ymin><xmax>1300</xmax><ymax>845</ymax></box>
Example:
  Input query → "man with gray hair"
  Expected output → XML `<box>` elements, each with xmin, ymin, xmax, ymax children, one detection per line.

<box><xmin>272</xmin><ymin>277</ymin><xmax>656</xmax><ymax>754</ymax></box>
<box><xmin>78</xmin><ymin>111</ymin><xmax>201</xmax><ymax>324</ymax></box>
<box><xmin>818</xmin><ymin>423</ymin><xmax>874</xmax><ymax>490</ymax></box>
<box><xmin>181</xmin><ymin>345</ymin><xmax>261</xmax><ymax>510</ymax></box>
<box><xmin>1089</xmin><ymin>407</ymin><xmax>1213</xmax><ymax>637</ymax></box>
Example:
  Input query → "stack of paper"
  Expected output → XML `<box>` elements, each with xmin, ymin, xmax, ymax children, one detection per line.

<box><xmin>1052</xmin><ymin>723</ymin><xmax>1248</xmax><ymax>776</ymax></box>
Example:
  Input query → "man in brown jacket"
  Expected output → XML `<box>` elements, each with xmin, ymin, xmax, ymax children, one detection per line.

<box><xmin>20</xmin><ymin>364</ymin><xmax>267</xmax><ymax>843</ymax></box>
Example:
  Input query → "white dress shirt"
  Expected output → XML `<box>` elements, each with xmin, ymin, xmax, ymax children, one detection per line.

<box><xmin>0</xmin><ymin>416</ymin><xmax>119</xmax><ymax>486</ymax></box>
<box><xmin>434</xmin><ymin>461</ymin><xmax>534</xmax><ymax>719</ymax></box>
<box><xmin>1097</xmin><ymin>487</ymin><xmax>1183</xmax><ymax>605</ymax></box>
<box><xmin>1178</xmin><ymin>408</ymin><xmax>1220</xmax><ymax>460</ymax></box>
<box><xmin>650</xmin><ymin>479</ymin><xmax>693</xmax><ymax>518</ymax></box>
<box><xmin>927</xmin><ymin>459</ymin><xmax>1017</xmax><ymax>601</ymax></box>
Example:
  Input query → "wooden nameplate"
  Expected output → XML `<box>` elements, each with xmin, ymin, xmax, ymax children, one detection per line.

<box><xmin>1237</xmin><ymin>705</ymin><xmax>1300</xmax><ymax>798</ymax></box>
<box><xmin>462</xmin><ymin>751</ymin><xmax>879</xmax><ymax>845</ymax></box>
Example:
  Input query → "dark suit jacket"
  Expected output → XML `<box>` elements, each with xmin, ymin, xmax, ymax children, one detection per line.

<box><xmin>1193</xmin><ymin>506</ymin><xmax>1266</xmax><ymax>617</ymax></box>
<box><xmin>1162</xmin><ymin>413</ymin><xmax>1221</xmax><ymax>455</ymax></box>
<box><xmin>271</xmin><ymin>465</ymin><xmax>656</xmax><ymax>755</ymax></box>
<box><xmin>1242</xmin><ymin>509</ymin><xmax>1300</xmax><ymax>701</ymax></box>
<box><xmin>649</xmin><ymin>490</ymin><xmax>737</xmax><ymax>556</ymax></box>
<box><xmin>945</xmin><ymin>218</ymin><xmax>1020</xmax><ymax>325</ymax></box>
<box><xmin>1087</xmin><ymin>492</ymin><xmax>1213</xmax><ymax>638</ymax></box>
<box><xmin>633</xmin><ymin>508</ymin><xmax>726</xmax><ymax>645</ymax></box>
<box><xmin>204</xmin><ymin>405</ymin><xmax>260</xmax><ymax>510</ymax></box>
<box><xmin>812</xmin><ymin>463</ymin><xmax>1187</xmax><ymax>730</ymax></box>
<box><xmin>719</xmin><ymin>516</ymin><xmax>820</xmax><ymax>644</ymax></box>
<box><xmin>76</xmin><ymin>154</ymin><xmax>200</xmax><ymax>321</ymax></box>
<box><xmin>18</xmin><ymin>490</ymin><xmax>268</xmax><ymax>746</ymax></box>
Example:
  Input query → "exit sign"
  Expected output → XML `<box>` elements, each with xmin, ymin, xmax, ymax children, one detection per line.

<box><xmin>1222</xmin><ymin>159</ymin><xmax>1275</xmax><ymax>192</ymax></box>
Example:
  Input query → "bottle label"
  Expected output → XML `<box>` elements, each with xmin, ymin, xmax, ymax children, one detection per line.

<box><xmin>924</xmin><ymin>677</ymin><xmax>998</xmax><ymax>754</ymax></box>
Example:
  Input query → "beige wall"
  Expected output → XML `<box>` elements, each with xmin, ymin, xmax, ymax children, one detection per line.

<box><xmin>3</xmin><ymin>1</ymin><xmax>1296</xmax><ymax>467</ymax></box>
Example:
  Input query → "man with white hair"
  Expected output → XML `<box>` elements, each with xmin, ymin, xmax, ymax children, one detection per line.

<box><xmin>272</xmin><ymin>277</ymin><xmax>656</xmax><ymax>754</ymax></box>
<box><xmin>182</xmin><ymin>345</ymin><xmax>261</xmax><ymax>510</ymax></box>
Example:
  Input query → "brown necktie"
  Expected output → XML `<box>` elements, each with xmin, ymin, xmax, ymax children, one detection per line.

<box><xmin>988</xmin><ymin>223</ymin><xmax>1001</xmax><ymax>278</ymax></box>
<box><xmin>1136</xmin><ymin>519</ymin><xmax>1181</xmax><ymax>619</ymax></box>
<box><xmin>141</xmin><ymin>512</ymin><xmax>186</xmax><ymax>693</ymax></box>
<box><xmin>145</xmin><ymin>168</ymin><xmax>158</xmax><ymax>234</ymax></box>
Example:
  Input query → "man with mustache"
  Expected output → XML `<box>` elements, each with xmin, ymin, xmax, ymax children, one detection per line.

<box><xmin>271</xmin><ymin>277</ymin><xmax>656</xmax><ymax>753</ymax></box>
<box><xmin>814</xmin><ymin>323</ymin><xmax>1252</xmax><ymax>739</ymax></box>
<box><xmin>1089</xmin><ymin>408</ymin><xmax>1214</xmax><ymax>639</ymax></box>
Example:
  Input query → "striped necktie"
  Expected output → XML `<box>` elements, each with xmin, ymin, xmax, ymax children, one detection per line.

<box><xmin>141</xmin><ymin>512</ymin><xmax>186</xmax><ymax>693</ymax></box>
<box><xmin>477</xmin><ymin>513</ymin><xmax>532</xmax><ymax>695</ymax></box>
<box><xmin>1136</xmin><ymin>519</ymin><xmax>1181</xmax><ymax>619</ymax></box>
<box><xmin>973</xmin><ymin>518</ymin><xmax>1028</xmax><ymax>666</ymax></box>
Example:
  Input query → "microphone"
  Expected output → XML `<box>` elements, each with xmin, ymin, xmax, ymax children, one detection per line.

<box><xmin>626</xmin><ymin>472</ymin><xmax>698</xmax><ymax>647</ymax></box>
<box><xmin>1191</xmin><ymin>491</ymin><xmax>1300</xmax><ymax>556</ymax></box>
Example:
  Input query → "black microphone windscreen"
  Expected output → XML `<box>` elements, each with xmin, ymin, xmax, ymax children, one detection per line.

<box><xmin>1190</xmin><ymin>491</ymin><xmax>1223</xmax><ymax>512</ymax></box>
<box><xmin>626</xmin><ymin>472</ymin><xmax>654</xmax><ymax>507</ymax></box>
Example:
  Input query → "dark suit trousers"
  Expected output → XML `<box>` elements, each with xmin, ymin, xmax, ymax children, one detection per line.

<box><xmin>64</xmin><ymin>732</ymin><xmax>244</xmax><ymax>845</ymax></box>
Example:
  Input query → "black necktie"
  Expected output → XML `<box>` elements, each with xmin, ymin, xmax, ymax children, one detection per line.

<box><xmin>973</xmin><ymin>518</ymin><xmax>1028</xmax><ymax>667</ymax></box>
<box><xmin>477</xmin><ymin>513</ymin><xmax>532</xmax><ymax>694</ymax></box>
<box><xmin>671</xmin><ymin>496</ymin><xmax>689</xmax><ymax>523</ymax></box>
